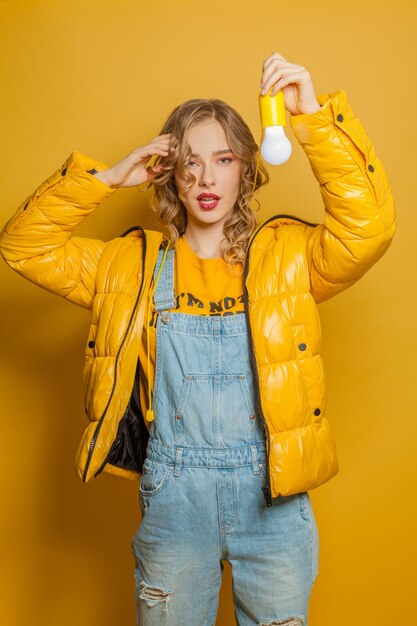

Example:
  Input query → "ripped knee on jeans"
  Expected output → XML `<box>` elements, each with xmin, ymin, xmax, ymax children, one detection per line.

<box><xmin>139</xmin><ymin>581</ymin><xmax>174</xmax><ymax>614</ymax></box>
<box><xmin>259</xmin><ymin>617</ymin><xmax>305</xmax><ymax>626</ymax></box>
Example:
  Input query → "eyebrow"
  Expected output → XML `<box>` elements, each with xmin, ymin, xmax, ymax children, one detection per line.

<box><xmin>190</xmin><ymin>149</ymin><xmax>233</xmax><ymax>157</ymax></box>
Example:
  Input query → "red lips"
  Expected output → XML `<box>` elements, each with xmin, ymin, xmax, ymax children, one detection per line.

<box><xmin>197</xmin><ymin>193</ymin><xmax>220</xmax><ymax>200</ymax></box>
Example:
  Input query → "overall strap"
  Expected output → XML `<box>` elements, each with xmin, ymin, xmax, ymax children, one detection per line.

<box><xmin>153</xmin><ymin>245</ymin><xmax>176</xmax><ymax>312</ymax></box>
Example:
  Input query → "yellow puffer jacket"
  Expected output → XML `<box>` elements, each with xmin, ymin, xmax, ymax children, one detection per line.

<box><xmin>0</xmin><ymin>89</ymin><xmax>396</xmax><ymax>505</ymax></box>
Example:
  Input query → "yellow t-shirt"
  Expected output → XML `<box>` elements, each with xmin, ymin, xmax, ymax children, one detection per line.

<box><xmin>138</xmin><ymin>234</ymin><xmax>245</xmax><ymax>420</ymax></box>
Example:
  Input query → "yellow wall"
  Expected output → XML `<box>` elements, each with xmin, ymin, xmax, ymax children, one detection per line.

<box><xmin>0</xmin><ymin>1</ymin><xmax>414</xmax><ymax>624</ymax></box>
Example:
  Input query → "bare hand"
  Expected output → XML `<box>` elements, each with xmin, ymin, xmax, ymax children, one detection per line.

<box><xmin>260</xmin><ymin>51</ymin><xmax>321</xmax><ymax>116</ymax></box>
<box><xmin>97</xmin><ymin>134</ymin><xmax>173</xmax><ymax>188</ymax></box>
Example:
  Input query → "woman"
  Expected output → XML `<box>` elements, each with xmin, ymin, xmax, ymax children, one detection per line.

<box><xmin>0</xmin><ymin>51</ymin><xmax>396</xmax><ymax>625</ymax></box>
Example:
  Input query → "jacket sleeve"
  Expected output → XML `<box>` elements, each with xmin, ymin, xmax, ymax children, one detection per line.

<box><xmin>0</xmin><ymin>150</ymin><xmax>117</xmax><ymax>309</ymax></box>
<box><xmin>289</xmin><ymin>89</ymin><xmax>397</xmax><ymax>304</ymax></box>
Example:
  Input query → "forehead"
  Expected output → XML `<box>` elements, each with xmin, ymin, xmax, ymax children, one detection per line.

<box><xmin>186</xmin><ymin>119</ymin><xmax>229</xmax><ymax>150</ymax></box>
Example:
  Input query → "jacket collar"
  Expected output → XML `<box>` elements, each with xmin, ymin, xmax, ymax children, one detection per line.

<box><xmin>248</xmin><ymin>213</ymin><xmax>319</xmax><ymax>250</ymax></box>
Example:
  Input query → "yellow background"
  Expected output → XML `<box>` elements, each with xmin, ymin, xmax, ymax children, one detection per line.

<box><xmin>0</xmin><ymin>1</ymin><xmax>415</xmax><ymax>624</ymax></box>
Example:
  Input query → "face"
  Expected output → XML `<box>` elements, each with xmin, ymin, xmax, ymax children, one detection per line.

<box><xmin>174</xmin><ymin>119</ymin><xmax>241</xmax><ymax>228</ymax></box>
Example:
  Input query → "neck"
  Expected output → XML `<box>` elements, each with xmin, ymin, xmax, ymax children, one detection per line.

<box><xmin>183</xmin><ymin>223</ymin><xmax>225</xmax><ymax>259</ymax></box>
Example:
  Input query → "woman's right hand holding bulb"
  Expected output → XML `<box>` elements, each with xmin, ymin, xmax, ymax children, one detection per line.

<box><xmin>94</xmin><ymin>134</ymin><xmax>173</xmax><ymax>188</ymax></box>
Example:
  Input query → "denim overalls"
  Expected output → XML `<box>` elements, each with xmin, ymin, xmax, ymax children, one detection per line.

<box><xmin>131</xmin><ymin>245</ymin><xmax>319</xmax><ymax>626</ymax></box>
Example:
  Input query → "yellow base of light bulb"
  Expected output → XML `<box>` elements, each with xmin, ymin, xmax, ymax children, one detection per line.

<box><xmin>259</xmin><ymin>89</ymin><xmax>287</xmax><ymax>128</ymax></box>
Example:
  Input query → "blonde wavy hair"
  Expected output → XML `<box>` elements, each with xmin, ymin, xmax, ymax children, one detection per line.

<box><xmin>142</xmin><ymin>98</ymin><xmax>270</xmax><ymax>269</ymax></box>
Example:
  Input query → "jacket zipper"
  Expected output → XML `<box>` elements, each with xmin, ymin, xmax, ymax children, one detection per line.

<box><xmin>243</xmin><ymin>213</ymin><xmax>319</xmax><ymax>506</ymax></box>
<box><xmin>82</xmin><ymin>227</ymin><xmax>148</xmax><ymax>482</ymax></box>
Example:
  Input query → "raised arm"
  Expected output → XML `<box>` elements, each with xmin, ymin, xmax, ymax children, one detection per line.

<box><xmin>0</xmin><ymin>134</ymin><xmax>174</xmax><ymax>309</ymax></box>
<box><xmin>260</xmin><ymin>50</ymin><xmax>396</xmax><ymax>304</ymax></box>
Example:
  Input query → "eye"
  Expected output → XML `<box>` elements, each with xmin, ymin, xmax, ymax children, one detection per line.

<box><xmin>219</xmin><ymin>157</ymin><xmax>233</xmax><ymax>164</ymax></box>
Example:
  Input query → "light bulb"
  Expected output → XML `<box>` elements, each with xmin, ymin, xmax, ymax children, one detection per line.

<box><xmin>259</xmin><ymin>89</ymin><xmax>292</xmax><ymax>165</ymax></box>
<box><xmin>260</xmin><ymin>126</ymin><xmax>292</xmax><ymax>165</ymax></box>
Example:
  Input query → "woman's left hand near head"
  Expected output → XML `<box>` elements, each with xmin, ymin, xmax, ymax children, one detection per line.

<box><xmin>260</xmin><ymin>51</ymin><xmax>321</xmax><ymax>116</ymax></box>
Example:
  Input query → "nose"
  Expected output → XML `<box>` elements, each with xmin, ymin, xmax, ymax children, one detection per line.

<box><xmin>198</xmin><ymin>164</ymin><xmax>215</xmax><ymax>189</ymax></box>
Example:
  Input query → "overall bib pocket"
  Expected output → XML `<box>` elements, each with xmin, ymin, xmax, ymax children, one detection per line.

<box><xmin>174</xmin><ymin>373</ymin><xmax>257</xmax><ymax>430</ymax></box>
